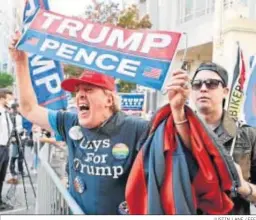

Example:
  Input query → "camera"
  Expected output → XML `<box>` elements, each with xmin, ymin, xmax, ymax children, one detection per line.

<box><xmin>10</xmin><ymin>130</ymin><xmax>25</xmax><ymax>145</ymax></box>
<box><xmin>42</xmin><ymin>129</ymin><xmax>51</xmax><ymax>138</ymax></box>
<box><xmin>11</xmin><ymin>102</ymin><xmax>19</xmax><ymax>114</ymax></box>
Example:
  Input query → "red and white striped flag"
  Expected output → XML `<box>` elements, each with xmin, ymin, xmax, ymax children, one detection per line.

<box><xmin>143</xmin><ymin>67</ymin><xmax>162</xmax><ymax>79</ymax></box>
<box><xmin>227</xmin><ymin>43</ymin><xmax>246</xmax><ymax>121</ymax></box>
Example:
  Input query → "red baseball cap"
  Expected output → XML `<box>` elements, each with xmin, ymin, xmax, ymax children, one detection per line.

<box><xmin>61</xmin><ymin>70</ymin><xmax>116</xmax><ymax>92</ymax></box>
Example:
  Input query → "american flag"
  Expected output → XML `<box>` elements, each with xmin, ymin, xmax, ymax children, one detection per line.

<box><xmin>143</xmin><ymin>67</ymin><xmax>162</xmax><ymax>79</ymax></box>
<box><xmin>26</xmin><ymin>37</ymin><xmax>39</xmax><ymax>46</ymax></box>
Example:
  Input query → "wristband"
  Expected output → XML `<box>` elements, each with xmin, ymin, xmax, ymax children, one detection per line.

<box><xmin>174</xmin><ymin>119</ymin><xmax>188</xmax><ymax>125</ymax></box>
<box><xmin>243</xmin><ymin>183</ymin><xmax>253</xmax><ymax>200</ymax></box>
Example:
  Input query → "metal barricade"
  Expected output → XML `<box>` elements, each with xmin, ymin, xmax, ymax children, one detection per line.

<box><xmin>36</xmin><ymin>143</ymin><xmax>84</xmax><ymax>214</ymax></box>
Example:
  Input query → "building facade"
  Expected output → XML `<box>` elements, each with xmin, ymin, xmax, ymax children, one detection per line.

<box><xmin>0</xmin><ymin>0</ymin><xmax>23</xmax><ymax>75</ymax></box>
<box><xmin>0</xmin><ymin>0</ymin><xmax>13</xmax><ymax>73</ymax></box>
<box><xmin>144</xmin><ymin>0</ymin><xmax>256</xmax><ymax>109</ymax></box>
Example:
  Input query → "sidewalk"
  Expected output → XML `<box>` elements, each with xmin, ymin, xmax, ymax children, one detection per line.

<box><xmin>0</xmin><ymin>146</ymin><xmax>67</xmax><ymax>215</ymax></box>
<box><xmin>1</xmin><ymin>147</ymin><xmax>36</xmax><ymax>214</ymax></box>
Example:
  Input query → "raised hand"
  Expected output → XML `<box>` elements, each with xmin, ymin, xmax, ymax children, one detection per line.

<box><xmin>8</xmin><ymin>32</ymin><xmax>27</xmax><ymax>63</ymax></box>
<box><xmin>165</xmin><ymin>69</ymin><xmax>190</xmax><ymax>111</ymax></box>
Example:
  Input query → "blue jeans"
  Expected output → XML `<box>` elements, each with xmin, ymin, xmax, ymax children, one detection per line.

<box><xmin>10</xmin><ymin>144</ymin><xmax>24</xmax><ymax>175</ymax></box>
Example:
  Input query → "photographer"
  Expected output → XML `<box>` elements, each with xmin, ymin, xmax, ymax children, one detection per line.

<box><xmin>7</xmin><ymin>105</ymin><xmax>26</xmax><ymax>184</ymax></box>
<box><xmin>0</xmin><ymin>89</ymin><xmax>13</xmax><ymax>210</ymax></box>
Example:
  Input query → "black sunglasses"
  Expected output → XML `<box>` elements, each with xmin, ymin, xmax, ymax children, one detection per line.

<box><xmin>191</xmin><ymin>79</ymin><xmax>224</xmax><ymax>90</ymax></box>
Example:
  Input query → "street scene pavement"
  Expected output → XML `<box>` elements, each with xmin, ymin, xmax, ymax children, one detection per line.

<box><xmin>0</xmin><ymin>146</ymin><xmax>66</xmax><ymax>215</ymax></box>
<box><xmin>0</xmin><ymin>0</ymin><xmax>256</xmax><ymax>216</ymax></box>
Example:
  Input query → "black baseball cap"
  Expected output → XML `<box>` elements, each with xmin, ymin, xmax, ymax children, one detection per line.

<box><xmin>192</xmin><ymin>62</ymin><xmax>228</xmax><ymax>87</ymax></box>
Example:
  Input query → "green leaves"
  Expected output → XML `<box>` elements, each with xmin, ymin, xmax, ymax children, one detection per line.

<box><xmin>76</xmin><ymin>1</ymin><xmax>153</xmax><ymax>93</ymax></box>
<box><xmin>63</xmin><ymin>64</ymin><xmax>84</xmax><ymax>78</ymax></box>
<box><xmin>117</xmin><ymin>5</ymin><xmax>152</xmax><ymax>29</ymax></box>
<box><xmin>0</xmin><ymin>73</ymin><xmax>14</xmax><ymax>88</ymax></box>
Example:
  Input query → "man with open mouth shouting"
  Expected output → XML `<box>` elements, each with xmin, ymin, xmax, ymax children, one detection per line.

<box><xmin>9</xmin><ymin>32</ymin><xmax>242</xmax><ymax>215</ymax></box>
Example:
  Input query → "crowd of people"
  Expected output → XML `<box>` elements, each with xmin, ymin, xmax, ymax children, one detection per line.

<box><xmin>0</xmin><ymin>32</ymin><xmax>255</xmax><ymax>214</ymax></box>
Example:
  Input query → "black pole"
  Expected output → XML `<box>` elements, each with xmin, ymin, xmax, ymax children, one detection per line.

<box><xmin>7</xmin><ymin>108</ymin><xmax>36</xmax><ymax>210</ymax></box>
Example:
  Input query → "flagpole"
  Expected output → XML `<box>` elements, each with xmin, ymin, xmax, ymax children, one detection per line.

<box><xmin>227</xmin><ymin>42</ymin><xmax>247</xmax><ymax>157</ymax></box>
<box><xmin>228</xmin><ymin>42</ymin><xmax>240</xmax><ymax>158</ymax></box>
<box><xmin>225</xmin><ymin>41</ymin><xmax>240</xmax><ymax>111</ymax></box>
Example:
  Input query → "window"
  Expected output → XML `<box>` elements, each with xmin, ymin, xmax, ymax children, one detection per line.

<box><xmin>177</xmin><ymin>0</ymin><xmax>194</xmax><ymax>23</ymax></box>
<box><xmin>195</xmin><ymin>0</ymin><xmax>207</xmax><ymax>17</ymax></box>
<box><xmin>224</xmin><ymin>0</ymin><xmax>234</xmax><ymax>9</ymax></box>
<box><xmin>223</xmin><ymin>0</ymin><xmax>247</xmax><ymax>9</ymax></box>
<box><xmin>177</xmin><ymin>0</ymin><xmax>214</xmax><ymax>24</ymax></box>
<box><xmin>184</xmin><ymin>0</ymin><xmax>194</xmax><ymax>21</ymax></box>
<box><xmin>208</xmin><ymin>0</ymin><xmax>215</xmax><ymax>12</ymax></box>
<box><xmin>240</xmin><ymin>0</ymin><xmax>248</xmax><ymax>6</ymax></box>
<box><xmin>177</xmin><ymin>0</ymin><xmax>184</xmax><ymax>24</ymax></box>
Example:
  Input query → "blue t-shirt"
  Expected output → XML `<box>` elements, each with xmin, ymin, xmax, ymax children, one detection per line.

<box><xmin>48</xmin><ymin>110</ymin><xmax>149</xmax><ymax>214</ymax></box>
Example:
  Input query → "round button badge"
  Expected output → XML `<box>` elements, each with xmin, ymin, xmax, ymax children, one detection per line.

<box><xmin>112</xmin><ymin>143</ymin><xmax>129</xmax><ymax>160</ymax></box>
<box><xmin>73</xmin><ymin>176</ymin><xmax>85</xmax><ymax>194</ymax></box>
<box><xmin>69</xmin><ymin>126</ymin><xmax>83</xmax><ymax>141</ymax></box>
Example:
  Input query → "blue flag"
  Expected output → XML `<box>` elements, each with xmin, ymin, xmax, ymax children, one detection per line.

<box><xmin>243</xmin><ymin>55</ymin><xmax>256</xmax><ymax>126</ymax></box>
<box><xmin>22</xmin><ymin>0</ymin><xmax>68</xmax><ymax>129</ymax></box>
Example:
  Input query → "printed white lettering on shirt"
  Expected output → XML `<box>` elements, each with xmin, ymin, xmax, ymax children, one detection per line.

<box><xmin>74</xmin><ymin>138</ymin><xmax>124</xmax><ymax>178</ymax></box>
<box><xmin>79</xmin><ymin>138</ymin><xmax>110</xmax><ymax>152</ymax></box>
<box><xmin>84</xmin><ymin>153</ymin><xmax>108</xmax><ymax>164</ymax></box>
<box><xmin>76</xmin><ymin>156</ymin><xmax>124</xmax><ymax>179</ymax></box>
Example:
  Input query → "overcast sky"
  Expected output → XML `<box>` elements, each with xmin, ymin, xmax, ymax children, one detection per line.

<box><xmin>48</xmin><ymin>0</ymin><xmax>139</xmax><ymax>16</ymax></box>
<box><xmin>49</xmin><ymin>0</ymin><xmax>93</xmax><ymax>16</ymax></box>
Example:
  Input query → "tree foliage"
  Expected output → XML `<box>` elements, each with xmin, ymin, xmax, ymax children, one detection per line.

<box><xmin>63</xmin><ymin>64</ymin><xmax>83</xmax><ymax>78</ymax></box>
<box><xmin>80</xmin><ymin>1</ymin><xmax>152</xmax><ymax>93</ymax></box>
<box><xmin>0</xmin><ymin>73</ymin><xmax>14</xmax><ymax>88</ymax></box>
<box><xmin>117</xmin><ymin>5</ymin><xmax>152</xmax><ymax>29</ymax></box>
<box><xmin>84</xmin><ymin>1</ymin><xmax>120</xmax><ymax>25</ymax></box>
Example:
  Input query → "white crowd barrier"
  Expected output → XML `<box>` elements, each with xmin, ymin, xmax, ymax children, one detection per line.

<box><xmin>36</xmin><ymin>143</ymin><xmax>84</xmax><ymax>215</ymax></box>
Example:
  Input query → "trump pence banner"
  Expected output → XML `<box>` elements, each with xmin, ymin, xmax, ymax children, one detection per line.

<box><xmin>119</xmin><ymin>93</ymin><xmax>145</xmax><ymax>111</ymax></box>
<box><xmin>17</xmin><ymin>9</ymin><xmax>182</xmax><ymax>90</ymax></box>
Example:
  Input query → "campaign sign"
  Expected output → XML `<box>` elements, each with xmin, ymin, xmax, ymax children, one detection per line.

<box><xmin>17</xmin><ymin>9</ymin><xmax>182</xmax><ymax>90</ymax></box>
<box><xmin>120</xmin><ymin>93</ymin><xmax>145</xmax><ymax>111</ymax></box>
<box><xmin>23</xmin><ymin>1</ymin><xmax>68</xmax><ymax>110</ymax></box>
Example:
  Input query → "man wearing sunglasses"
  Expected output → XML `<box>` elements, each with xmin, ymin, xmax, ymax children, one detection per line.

<box><xmin>190</xmin><ymin>62</ymin><xmax>256</xmax><ymax>214</ymax></box>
